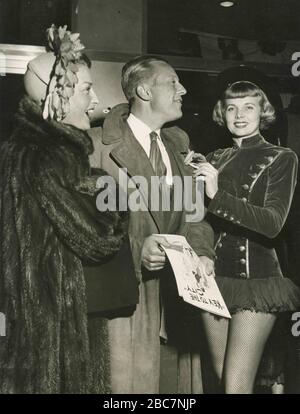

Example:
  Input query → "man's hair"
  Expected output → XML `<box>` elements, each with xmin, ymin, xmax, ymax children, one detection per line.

<box><xmin>213</xmin><ymin>80</ymin><xmax>276</xmax><ymax>130</ymax></box>
<box><xmin>121</xmin><ymin>55</ymin><xmax>169</xmax><ymax>102</ymax></box>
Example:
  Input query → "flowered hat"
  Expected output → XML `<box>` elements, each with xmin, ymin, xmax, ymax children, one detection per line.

<box><xmin>24</xmin><ymin>24</ymin><xmax>85</xmax><ymax>122</ymax></box>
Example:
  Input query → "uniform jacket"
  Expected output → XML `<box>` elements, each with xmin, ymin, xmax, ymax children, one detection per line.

<box><xmin>206</xmin><ymin>133</ymin><xmax>298</xmax><ymax>280</ymax></box>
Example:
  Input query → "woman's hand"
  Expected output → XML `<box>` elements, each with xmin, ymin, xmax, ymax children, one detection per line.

<box><xmin>193</xmin><ymin>162</ymin><xmax>219</xmax><ymax>199</ymax></box>
<box><xmin>184</xmin><ymin>150</ymin><xmax>206</xmax><ymax>166</ymax></box>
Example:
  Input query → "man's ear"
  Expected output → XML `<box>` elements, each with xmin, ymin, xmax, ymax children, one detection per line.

<box><xmin>136</xmin><ymin>84</ymin><xmax>152</xmax><ymax>101</ymax></box>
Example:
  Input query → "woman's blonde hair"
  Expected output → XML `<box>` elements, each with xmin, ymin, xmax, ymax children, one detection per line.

<box><xmin>212</xmin><ymin>81</ymin><xmax>276</xmax><ymax>130</ymax></box>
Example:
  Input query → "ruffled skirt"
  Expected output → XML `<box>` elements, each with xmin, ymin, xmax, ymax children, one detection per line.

<box><xmin>215</xmin><ymin>275</ymin><xmax>300</xmax><ymax>314</ymax></box>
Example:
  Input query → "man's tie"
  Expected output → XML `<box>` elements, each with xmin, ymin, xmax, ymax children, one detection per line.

<box><xmin>149</xmin><ymin>131</ymin><xmax>167</xmax><ymax>177</ymax></box>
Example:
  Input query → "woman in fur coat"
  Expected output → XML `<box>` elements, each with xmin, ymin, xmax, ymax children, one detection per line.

<box><xmin>0</xmin><ymin>25</ymin><xmax>135</xmax><ymax>393</ymax></box>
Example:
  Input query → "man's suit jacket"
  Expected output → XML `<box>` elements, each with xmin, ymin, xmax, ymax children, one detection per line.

<box><xmin>88</xmin><ymin>103</ymin><xmax>215</xmax><ymax>280</ymax></box>
<box><xmin>87</xmin><ymin>103</ymin><xmax>215</xmax><ymax>393</ymax></box>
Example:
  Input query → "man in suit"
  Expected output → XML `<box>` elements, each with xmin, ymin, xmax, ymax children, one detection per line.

<box><xmin>89</xmin><ymin>55</ymin><xmax>215</xmax><ymax>393</ymax></box>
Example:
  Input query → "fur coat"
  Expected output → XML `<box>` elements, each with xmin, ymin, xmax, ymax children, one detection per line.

<box><xmin>0</xmin><ymin>96</ymin><xmax>128</xmax><ymax>393</ymax></box>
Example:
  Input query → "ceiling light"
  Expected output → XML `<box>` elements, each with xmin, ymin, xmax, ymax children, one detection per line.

<box><xmin>220</xmin><ymin>1</ymin><xmax>235</xmax><ymax>7</ymax></box>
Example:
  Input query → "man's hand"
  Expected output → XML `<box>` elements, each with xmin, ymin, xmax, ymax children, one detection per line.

<box><xmin>193</xmin><ymin>162</ymin><xmax>218</xmax><ymax>199</ymax></box>
<box><xmin>141</xmin><ymin>235</ymin><xmax>171</xmax><ymax>271</ymax></box>
<box><xmin>197</xmin><ymin>256</ymin><xmax>215</xmax><ymax>278</ymax></box>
